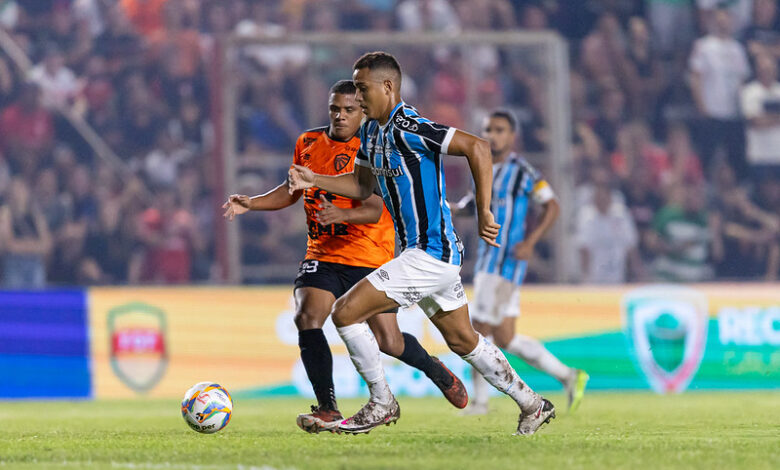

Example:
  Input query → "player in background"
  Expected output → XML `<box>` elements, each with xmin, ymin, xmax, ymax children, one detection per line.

<box><xmin>223</xmin><ymin>80</ymin><xmax>467</xmax><ymax>434</ymax></box>
<box><xmin>288</xmin><ymin>52</ymin><xmax>556</xmax><ymax>435</ymax></box>
<box><xmin>455</xmin><ymin>110</ymin><xmax>589</xmax><ymax>415</ymax></box>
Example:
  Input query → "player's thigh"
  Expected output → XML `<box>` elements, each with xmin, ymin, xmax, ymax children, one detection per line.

<box><xmin>331</xmin><ymin>278</ymin><xmax>400</xmax><ymax>327</ymax></box>
<box><xmin>293</xmin><ymin>287</ymin><xmax>336</xmax><ymax>330</ymax></box>
<box><xmin>430</xmin><ymin>304</ymin><xmax>479</xmax><ymax>356</ymax></box>
<box><xmin>367</xmin><ymin>313</ymin><xmax>405</xmax><ymax>357</ymax></box>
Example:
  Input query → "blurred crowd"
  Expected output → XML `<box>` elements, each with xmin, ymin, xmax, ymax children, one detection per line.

<box><xmin>0</xmin><ymin>0</ymin><xmax>777</xmax><ymax>287</ymax></box>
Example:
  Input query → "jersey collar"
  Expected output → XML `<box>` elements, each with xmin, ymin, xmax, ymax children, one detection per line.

<box><xmin>381</xmin><ymin>101</ymin><xmax>405</xmax><ymax>130</ymax></box>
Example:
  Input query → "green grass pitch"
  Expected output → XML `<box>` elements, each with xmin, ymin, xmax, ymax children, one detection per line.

<box><xmin>1</xmin><ymin>392</ymin><xmax>778</xmax><ymax>469</ymax></box>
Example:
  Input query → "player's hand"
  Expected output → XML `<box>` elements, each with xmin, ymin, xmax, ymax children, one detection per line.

<box><xmin>222</xmin><ymin>194</ymin><xmax>250</xmax><ymax>221</ymax></box>
<box><xmin>316</xmin><ymin>195</ymin><xmax>347</xmax><ymax>225</ymax></box>
<box><xmin>288</xmin><ymin>165</ymin><xmax>316</xmax><ymax>194</ymax></box>
<box><xmin>478</xmin><ymin>209</ymin><xmax>501</xmax><ymax>247</ymax></box>
<box><xmin>512</xmin><ymin>240</ymin><xmax>536</xmax><ymax>260</ymax></box>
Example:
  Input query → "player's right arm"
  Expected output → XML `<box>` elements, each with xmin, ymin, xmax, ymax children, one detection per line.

<box><xmin>222</xmin><ymin>183</ymin><xmax>302</xmax><ymax>221</ymax></box>
<box><xmin>288</xmin><ymin>162</ymin><xmax>376</xmax><ymax>201</ymax></box>
<box><xmin>446</xmin><ymin>130</ymin><xmax>500</xmax><ymax>247</ymax></box>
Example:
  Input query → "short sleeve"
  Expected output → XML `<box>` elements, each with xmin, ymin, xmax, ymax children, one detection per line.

<box><xmin>517</xmin><ymin>160</ymin><xmax>556</xmax><ymax>203</ymax></box>
<box><xmin>530</xmin><ymin>179</ymin><xmax>556</xmax><ymax>204</ymax></box>
<box><xmin>292</xmin><ymin>133</ymin><xmax>305</xmax><ymax>167</ymax></box>
<box><xmin>355</xmin><ymin>123</ymin><xmax>370</xmax><ymax>167</ymax></box>
<box><xmin>394</xmin><ymin>114</ymin><xmax>456</xmax><ymax>155</ymax></box>
<box><xmin>688</xmin><ymin>39</ymin><xmax>707</xmax><ymax>74</ymax></box>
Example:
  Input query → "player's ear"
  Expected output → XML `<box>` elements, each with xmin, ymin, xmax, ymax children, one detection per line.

<box><xmin>383</xmin><ymin>79</ymin><xmax>393</xmax><ymax>95</ymax></box>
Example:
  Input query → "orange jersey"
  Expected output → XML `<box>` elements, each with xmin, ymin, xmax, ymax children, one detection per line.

<box><xmin>292</xmin><ymin>127</ymin><xmax>395</xmax><ymax>268</ymax></box>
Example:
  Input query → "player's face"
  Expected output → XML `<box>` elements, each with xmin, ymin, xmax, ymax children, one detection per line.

<box><xmin>353</xmin><ymin>67</ymin><xmax>391</xmax><ymax>121</ymax></box>
<box><xmin>482</xmin><ymin>116</ymin><xmax>515</xmax><ymax>158</ymax></box>
<box><xmin>328</xmin><ymin>92</ymin><xmax>362</xmax><ymax>140</ymax></box>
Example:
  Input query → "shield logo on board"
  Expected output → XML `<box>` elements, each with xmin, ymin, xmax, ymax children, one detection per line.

<box><xmin>108</xmin><ymin>302</ymin><xmax>168</xmax><ymax>393</ymax></box>
<box><xmin>622</xmin><ymin>286</ymin><xmax>708</xmax><ymax>394</ymax></box>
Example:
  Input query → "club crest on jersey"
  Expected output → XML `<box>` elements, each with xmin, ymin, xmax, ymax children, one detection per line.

<box><xmin>108</xmin><ymin>302</ymin><xmax>168</xmax><ymax>394</ymax></box>
<box><xmin>622</xmin><ymin>286</ymin><xmax>708</xmax><ymax>394</ymax></box>
<box><xmin>334</xmin><ymin>153</ymin><xmax>350</xmax><ymax>172</ymax></box>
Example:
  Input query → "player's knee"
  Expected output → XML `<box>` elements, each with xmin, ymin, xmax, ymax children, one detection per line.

<box><xmin>330</xmin><ymin>296</ymin><xmax>355</xmax><ymax>328</ymax></box>
<box><xmin>294</xmin><ymin>310</ymin><xmax>325</xmax><ymax>330</ymax></box>
<box><xmin>445</xmin><ymin>330</ymin><xmax>479</xmax><ymax>356</ymax></box>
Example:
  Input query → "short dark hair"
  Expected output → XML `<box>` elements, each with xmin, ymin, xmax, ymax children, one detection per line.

<box><xmin>353</xmin><ymin>51</ymin><xmax>402</xmax><ymax>77</ymax></box>
<box><xmin>329</xmin><ymin>80</ymin><xmax>356</xmax><ymax>95</ymax></box>
<box><xmin>489</xmin><ymin>109</ymin><xmax>519</xmax><ymax>133</ymax></box>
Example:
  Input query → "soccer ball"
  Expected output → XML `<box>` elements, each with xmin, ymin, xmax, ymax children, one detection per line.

<box><xmin>181</xmin><ymin>382</ymin><xmax>233</xmax><ymax>434</ymax></box>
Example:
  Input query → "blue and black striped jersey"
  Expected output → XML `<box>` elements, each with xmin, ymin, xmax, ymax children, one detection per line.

<box><xmin>474</xmin><ymin>153</ymin><xmax>555</xmax><ymax>285</ymax></box>
<box><xmin>355</xmin><ymin>101</ymin><xmax>463</xmax><ymax>265</ymax></box>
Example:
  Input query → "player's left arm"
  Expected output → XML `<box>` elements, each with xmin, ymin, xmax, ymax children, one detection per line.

<box><xmin>316</xmin><ymin>193</ymin><xmax>385</xmax><ymax>226</ymax></box>
<box><xmin>513</xmin><ymin>182</ymin><xmax>559</xmax><ymax>260</ymax></box>
<box><xmin>446</xmin><ymin>130</ymin><xmax>500</xmax><ymax>247</ymax></box>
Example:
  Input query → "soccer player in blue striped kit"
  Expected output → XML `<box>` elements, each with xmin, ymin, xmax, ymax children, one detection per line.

<box><xmin>455</xmin><ymin>110</ymin><xmax>589</xmax><ymax>415</ymax></box>
<box><xmin>288</xmin><ymin>51</ymin><xmax>555</xmax><ymax>435</ymax></box>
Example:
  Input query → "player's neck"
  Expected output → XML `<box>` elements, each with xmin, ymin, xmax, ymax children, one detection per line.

<box><xmin>326</xmin><ymin>126</ymin><xmax>354</xmax><ymax>143</ymax></box>
<box><xmin>377</xmin><ymin>98</ymin><xmax>402</xmax><ymax>126</ymax></box>
<box><xmin>493</xmin><ymin>149</ymin><xmax>514</xmax><ymax>164</ymax></box>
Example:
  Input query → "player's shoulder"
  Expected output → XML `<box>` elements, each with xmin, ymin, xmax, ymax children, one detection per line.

<box><xmin>297</xmin><ymin>126</ymin><xmax>328</xmax><ymax>146</ymax></box>
<box><xmin>392</xmin><ymin>103</ymin><xmax>435</xmax><ymax>130</ymax></box>
<box><xmin>511</xmin><ymin>154</ymin><xmax>542</xmax><ymax>179</ymax></box>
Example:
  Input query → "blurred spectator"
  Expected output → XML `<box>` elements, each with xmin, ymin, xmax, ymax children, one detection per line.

<box><xmin>397</xmin><ymin>0</ymin><xmax>461</xmax><ymax>32</ymax></box>
<box><xmin>665</xmin><ymin>122</ymin><xmax>705</xmax><ymax>187</ymax></box>
<box><xmin>35</xmin><ymin>167</ymin><xmax>70</xmax><ymax>235</ymax></box>
<box><xmin>454</xmin><ymin>0</ymin><xmax>516</xmax><ymax>30</ymax></box>
<box><xmin>95</xmin><ymin>4</ymin><xmax>144</xmax><ymax>74</ymax></box>
<box><xmin>610</xmin><ymin>121</ymin><xmax>671</xmax><ymax>186</ymax></box>
<box><xmin>134</xmin><ymin>187</ymin><xmax>201</xmax><ymax>284</ymax></box>
<box><xmin>580</xmin><ymin>11</ymin><xmax>630</xmax><ymax>90</ymax></box>
<box><xmin>120</xmin><ymin>0</ymin><xmax>168</xmax><ymax>37</ymax></box>
<box><xmin>744</xmin><ymin>0</ymin><xmax>780</xmax><ymax>59</ymax></box>
<box><xmin>0</xmin><ymin>83</ymin><xmax>54</xmax><ymax>177</ymax></box>
<box><xmin>689</xmin><ymin>7</ymin><xmax>750</xmax><ymax>176</ymax></box>
<box><xmin>28</xmin><ymin>46</ymin><xmax>80</xmax><ymax>110</ymax></box>
<box><xmin>697</xmin><ymin>0</ymin><xmax>753</xmax><ymax>38</ymax></box>
<box><xmin>0</xmin><ymin>178</ymin><xmax>52</xmax><ymax>288</ymax></box>
<box><xmin>648</xmin><ymin>184</ymin><xmax>721</xmax><ymax>282</ymax></box>
<box><xmin>247</xmin><ymin>88</ymin><xmax>303</xmax><ymax>153</ymax></box>
<box><xmin>593</xmin><ymin>87</ymin><xmax>627</xmax><ymax>153</ymax></box>
<box><xmin>647</xmin><ymin>0</ymin><xmax>696</xmax><ymax>58</ymax></box>
<box><xmin>625</xmin><ymin>16</ymin><xmax>665</xmax><ymax>118</ymax></box>
<box><xmin>622</xmin><ymin>163</ymin><xmax>664</xmax><ymax>264</ymax></box>
<box><xmin>740</xmin><ymin>53</ymin><xmax>780</xmax><ymax>181</ymax></box>
<box><xmin>575</xmin><ymin>179</ymin><xmax>641</xmax><ymax>284</ymax></box>
<box><xmin>710</xmin><ymin>163</ymin><xmax>780</xmax><ymax>279</ymax></box>
<box><xmin>144</xmin><ymin>129</ymin><xmax>193</xmax><ymax>188</ymax></box>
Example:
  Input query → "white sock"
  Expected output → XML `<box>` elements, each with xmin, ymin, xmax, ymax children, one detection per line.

<box><xmin>505</xmin><ymin>335</ymin><xmax>574</xmax><ymax>385</ymax></box>
<box><xmin>337</xmin><ymin>323</ymin><xmax>393</xmax><ymax>405</ymax></box>
<box><xmin>470</xmin><ymin>366</ymin><xmax>490</xmax><ymax>407</ymax></box>
<box><xmin>470</xmin><ymin>335</ymin><xmax>491</xmax><ymax>407</ymax></box>
<box><xmin>461</xmin><ymin>335</ymin><xmax>541</xmax><ymax>413</ymax></box>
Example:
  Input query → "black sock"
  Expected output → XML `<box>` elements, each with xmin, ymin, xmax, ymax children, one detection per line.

<box><xmin>398</xmin><ymin>332</ymin><xmax>453</xmax><ymax>388</ymax></box>
<box><xmin>298</xmin><ymin>328</ymin><xmax>338</xmax><ymax>411</ymax></box>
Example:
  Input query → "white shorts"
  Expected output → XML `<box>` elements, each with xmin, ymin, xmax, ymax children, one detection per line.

<box><xmin>366</xmin><ymin>248</ymin><xmax>467</xmax><ymax>318</ymax></box>
<box><xmin>470</xmin><ymin>271</ymin><xmax>521</xmax><ymax>326</ymax></box>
